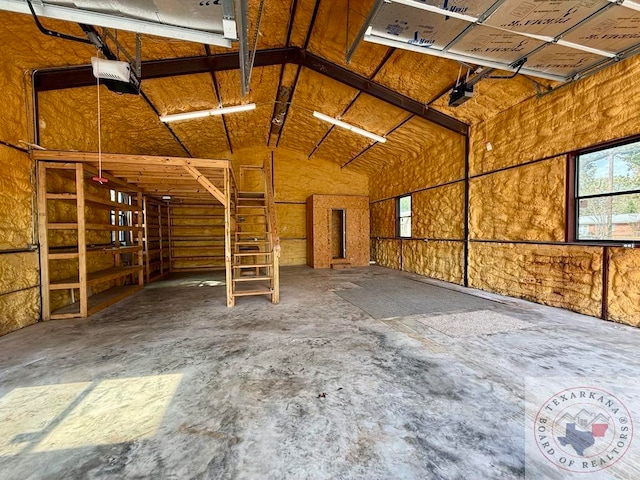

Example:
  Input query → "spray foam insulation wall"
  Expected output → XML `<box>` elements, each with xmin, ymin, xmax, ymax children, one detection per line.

<box><xmin>365</xmin><ymin>118</ymin><xmax>465</xmax><ymax>198</ymax></box>
<box><xmin>313</xmin><ymin>94</ymin><xmax>408</xmax><ymax>167</ymax></box>
<box><xmin>608</xmin><ymin>248</ymin><xmax>640</xmax><ymax>327</ymax></box>
<box><xmin>470</xmin><ymin>55</ymin><xmax>640</xmax><ymax>176</ymax></box>
<box><xmin>170</xmin><ymin>205</ymin><xmax>226</xmax><ymax>271</ymax></box>
<box><xmin>466</xmin><ymin>53</ymin><xmax>640</xmax><ymax>326</ymax></box>
<box><xmin>371</xmin><ymin>239</ymin><xmax>400</xmax><ymax>270</ymax></box>
<box><xmin>230</xmin><ymin>148</ymin><xmax>368</xmax><ymax>265</ymax></box>
<box><xmin>372</xmin><ymin>50</ymin><xmax>461</xmax><ymax>106</ymax></box>
<box><xmin>402</xmin><ymin>240</ymin><xmax>464</xmax><ymax>285</ymax></box>
<box><xmin>469</xmin><ymin>157</ymin><xmax>566</xmax><ymax>242</ymax></box>
<box><xmin>279</xmin><ymin>68</ymin><xmax>358</xmax><ymax>155</ymax></box>
<box><xmin>142</xmin><ymin>74</ymin><xmax>229</xmax><ymax>158</ymax></box>
<box><xmin>305</xmin><ymin>0</ymin><xmax>390</xmax><ymax>78</ymax></box>
<box><xmin>431</xmin><ymin>74</ymin><xmax>550</xmax><ymax>126</ymax></box>
<box><xmin>468</xmin><ymin>243</ymin><xmax>603</xmax><ymax>318</ymax></box>
<box><xmin>39</xmin><ymin>86</ymin><xmax>186</xmax><ymax>157</ymax></box>
<box><xmin>215</xmin><ymin>66</ymin><xmax>280</xmax><ymax>151</ymax></box>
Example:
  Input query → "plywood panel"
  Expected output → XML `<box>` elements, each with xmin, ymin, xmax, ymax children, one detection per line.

<box><xmin>469</xmin><ymin>157</ymin><xmax>565</xmax><ymax>242</ymax></box>
<box><xmin>307</xmin><ymin>195</ymin><xmax>369</xmax><ymax>268</ymax></box>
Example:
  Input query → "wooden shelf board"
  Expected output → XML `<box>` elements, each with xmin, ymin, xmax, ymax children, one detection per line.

<box><xmin>46</xmin><ymin>193</ymin><xmax>77</xmax><ymax>200</ymax></box>
<box><xmin>51</xmin><ymin>285</ymin><xmax>143</xmax><ymax>317</ymax></box>
<box><xmin>51</xmin><ymin>265</ymin><xmax>141</xmax><ymax>289</ymax></box>
<box><xmin>85</xmin><ymin>194</ymin><xmax>140</xmax><ymax>211</ymax></box>
<box><xmin>172</xmin><ymin>255</ymin><xmax>226</xmax><ymax>260</ymax></box>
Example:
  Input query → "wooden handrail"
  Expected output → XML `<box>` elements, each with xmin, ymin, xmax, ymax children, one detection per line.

<box><xmin>263</xmin><ymin>156</ymin><xmax>280</xmax><ymax>304</ymax></box>
<box><xmin>262</xmin><ymin>156</ymin><xmax>280</xmax><ymax>256</ymax></box>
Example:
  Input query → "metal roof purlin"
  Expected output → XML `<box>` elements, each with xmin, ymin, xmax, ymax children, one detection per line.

<box><xmin>32</xmin><ymin>48</ymin><xmax>469</xmax><ymax>137</ymax></box>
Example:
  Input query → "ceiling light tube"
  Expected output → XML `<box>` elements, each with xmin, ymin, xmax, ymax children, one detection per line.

<box><xmin>160</xmin><ymin>103</ymin><xmax>256</xmax><ymax>123</ymax></box>
<box><xmin>312</xmin><ymin>111</ymin><xmax>387</xmax><ymax>143</ymax></box>
<box><xmin>0</xmin><ymin>0</ymin><xmax>232</xmax><ymax>47</ymax></box>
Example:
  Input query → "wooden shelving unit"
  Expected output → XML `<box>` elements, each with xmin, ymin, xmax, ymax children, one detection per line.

<box><xmin>38</xmin><ymin>162</ymin><xmax>144</xmax><ymax>320</ymax></box>
<box><xmin>143</xmin><ymin>198</ymin><xmax>170</xmax><ymax>282</ymax></box>
<box><xmin>169</xmin><ymin>204</ymin><xmax>227</xmax><ymax>272</ymax></box>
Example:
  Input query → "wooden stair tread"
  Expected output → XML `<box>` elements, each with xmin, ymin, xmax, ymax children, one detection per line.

<box><xmin>232</xmin><ymin>288</ymin><xmax>272</xmax><ymax>297</ymax></box>
<box><xmin>233</xmin><ymin>263</ymin><xmax>271</xmax><ymax>268</ymax></box>
<box><xmin>233</xmin><ymin>276</ymin><xmax>272</xmax><ymax>282</ymax></box>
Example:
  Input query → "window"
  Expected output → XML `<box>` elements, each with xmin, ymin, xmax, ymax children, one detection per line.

<box><xmin>110</xmin><ymin>190</ymin><xmax>132</xmax><ymax>245</ymax></box>
<box><xmin>575</xmin><ymin>140</ymin><xmax>640</xmax><ymax>241</ymax></box>
<box><xmin>397</xmin><ymin>195</ymin><xmax>411</xmax><ymax>238</ymax></box>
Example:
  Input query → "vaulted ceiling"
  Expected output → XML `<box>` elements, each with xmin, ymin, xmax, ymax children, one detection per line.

<box><xmin>0</xmin><ymin>0</ymin><xmax>555</xmax><ymax>175</ymax></box>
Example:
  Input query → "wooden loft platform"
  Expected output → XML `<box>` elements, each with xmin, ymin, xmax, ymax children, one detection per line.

<box><xmin>32</xmin><ymin>150</ymin><xmax>235</xmax><ymax>207</ymax></box>
<box><xmin>34</xmin><ymin>150</ymin><xmax>238</xmax><ymax>311</ymax></box>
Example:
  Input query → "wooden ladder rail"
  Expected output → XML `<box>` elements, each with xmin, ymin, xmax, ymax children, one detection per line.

<box><xmin>262</xmin><ymin>156</ymin><xmax>280</xmax><ymax>304</ymax></box>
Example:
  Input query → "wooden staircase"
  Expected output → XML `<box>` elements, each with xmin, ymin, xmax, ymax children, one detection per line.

<box><xmin>230</xmin><ymin>162</ymin><xmax>280</xmax><ymax>305</ymax></box>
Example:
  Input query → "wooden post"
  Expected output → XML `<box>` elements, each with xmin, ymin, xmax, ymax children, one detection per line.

<box><xmin>143</xmin><ymin>197</ymin><xmax>150</xmax><ymax>283</ymax></box>
<box><xmin>76</xmin><ymin>164</ymin><xmax>88</xmax><ymax>317</ymax></box>
<box><xmin>272</xmin><ymin>248</ymin><xmax>280</xmax><ymax>304</ymax></box>
<box><xmin>137</xmin><ymin>192</ymin><xmax>144</xmax><ymax>286</ymax></box>
<box><xmin>114</xmin><ymin>190</ymin><xmax>122</xmax><ymax>287</ymax></box>
<box><xmin>37</xmin><ymin>161</ymin><xmax>51</xmax><ymax>321</ymax></box>
<box><xmin>224</xmin><ymin>168</ymin><xmax>234</xmax><ymax>307</ymax></box>
<box><xmin>158</xmin><ymin>203</ymin><xmax>164</xmax><ymax>276</ymax></box>
<box><xmin>168</xmin><ymin>205</ymin><xmax>173</xmax><ymax>273</ymax></box>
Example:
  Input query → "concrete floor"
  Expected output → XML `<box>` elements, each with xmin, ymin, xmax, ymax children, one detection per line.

<box><xmin>1</xmin><ymin>266</ymin><xmax>639</xmax><ymax>479</ymax></box>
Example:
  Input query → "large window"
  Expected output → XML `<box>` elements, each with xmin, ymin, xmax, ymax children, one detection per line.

<box><xmin>576</xmin><ymin>140</ymin><xmax>640</xmax><ymax>241</ymax></box>
<box><xmin>397</xmin><ymin>195</ymin><xmax>411</xmax><ymax>238</ymax></box>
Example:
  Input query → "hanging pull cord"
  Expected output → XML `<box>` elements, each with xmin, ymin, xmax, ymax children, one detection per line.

<box><xmin>93</xmin><ymin>51</ymin><xmax>108</xmax><ymax>185</ymax></box>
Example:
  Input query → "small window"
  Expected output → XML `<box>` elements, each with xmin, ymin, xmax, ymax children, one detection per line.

<box><xmin>397</xmin><ymin>195</ymin><xmax>412</xmax><ymax>238</ymax></box>
<box><xmin>576</xmin><ymin>141</ymin><xmax>640</xmax><ymax>241</ymax></box>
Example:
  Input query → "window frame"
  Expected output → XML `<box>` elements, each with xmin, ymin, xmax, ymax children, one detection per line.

<box><xmin>396</xmin><ymin>194</ymin><xmax>412</xmax><ymax>238</ymax></box>
<box><xmin>569</xmin><ymin>135</ymin><xmax>640</xmax><ymax>244</ymax></box>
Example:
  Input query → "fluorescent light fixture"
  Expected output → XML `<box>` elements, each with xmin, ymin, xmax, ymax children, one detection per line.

<box><xmin>312</xmin><ymin>111</ymin><xmax>387</xmax><ymax>143</ymax></box>
<box><xmin>162</xmin><ymin>195</ymin><xmax>172</xmax><ymax>200</ymax></box>
<box><xmin>0</xmin><ymin>0</ymin><xmax>232</xmax><ymax>47</ymax></box>
<box><xmin>160</xmin><ymin>104</ymin><xmax>256</xmax><ymax>123</ymax></box>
